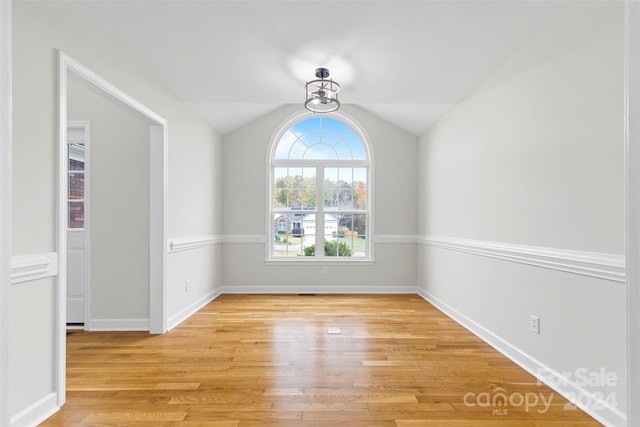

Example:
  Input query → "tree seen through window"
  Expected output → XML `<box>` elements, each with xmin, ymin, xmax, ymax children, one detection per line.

<box><xmin>270</xmin><ymin>115</ymin><xmax>371</xmax><ymax>259</ymax></box>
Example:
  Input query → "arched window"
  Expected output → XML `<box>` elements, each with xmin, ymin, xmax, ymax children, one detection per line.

<box><xmin>269</xmin><ymin>114</ymin><xmax>372</xmax><ymax>260</ymax></box>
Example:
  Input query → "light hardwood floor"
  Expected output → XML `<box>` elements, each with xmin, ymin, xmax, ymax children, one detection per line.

<box><xmin>41</xmin><ymin>294</ymin><xmax>602</xmax><ymax>426</ymax></box>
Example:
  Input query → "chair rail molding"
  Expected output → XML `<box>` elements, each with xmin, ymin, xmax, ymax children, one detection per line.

<box><xmin>375</xmin><ymin>234</ymin><xmax>419</xmax><ymax>244</ymax></box>
<box><xmin>223</xmin><ymin>234</ymin><xmax>266</xmax><ymax>244</ymax></box>
<box><xmin>221</xmin><ymin>234</ymin><xmax>419</xmax><ymax>245</ymax></box>
<box><xmin>168</xmin><ymin>234</ymin><xmax>223</xmax><ymax>253</ymax></box>
<box><xmin>10</xmin><ymin>253</ymin><xmax>58</xmax><ymax>284</ymax></box>
<box><xmin>419</xmin><ymin>235</ymin><xmax>625</xmax><ymax>283</ymax></box>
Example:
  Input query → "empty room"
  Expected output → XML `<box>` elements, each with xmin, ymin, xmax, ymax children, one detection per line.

<box><xmin>1</xmin><ymin>0</ymin><xmax>639</xmax><ymax>426</ymax></box>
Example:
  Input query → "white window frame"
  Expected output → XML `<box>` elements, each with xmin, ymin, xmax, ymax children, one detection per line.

<box><xmin>267</xmin><ymin>111</ymin><xmax>374</xmax><ymax>264</ymax></box>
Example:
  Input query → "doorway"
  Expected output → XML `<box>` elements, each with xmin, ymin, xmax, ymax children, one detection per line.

<box><xmin>56</xmin><ymin>51</ymin><xmax>168</xmax><ymax>406</ymax></box>
<box><xmin>66</xmin><ymin>121</ymin><xmax>89</xmax><ymax>326</ymax></box>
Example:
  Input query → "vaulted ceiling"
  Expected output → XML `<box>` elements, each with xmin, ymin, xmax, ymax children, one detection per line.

<box><xmin>21</xmin><ymin>0</ymin><xmax>571</xmax><ymax>135</ymax></box>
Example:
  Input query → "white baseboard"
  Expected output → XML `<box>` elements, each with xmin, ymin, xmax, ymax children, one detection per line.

<box><xmin>217</xmin><ymin>285</ymin><xmax>418</xmax><ymax>294</ymax></box>
<box><xmin>10</xmin><ymin>392</ymin><xmax>59</xmax><ymax>427</ymax></box>
<box><xmin>416</xmin><ymin>288</ymin><xmax>626</xmax><ymax>427</ymax></box>
<box><xmin>86</xmin><ymin>318</ymin><xmax>149</xmax><ymax>331</ymax></box>
<box><xmin>167</xmin><ymin>288</ymin><xmax>222</xmax><ymax>330</ymax></box>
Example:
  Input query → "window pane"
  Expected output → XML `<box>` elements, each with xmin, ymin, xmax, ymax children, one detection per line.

<box><xmin>324</xmin><ymin>213</ymin><xmax>339</xmax><ymax>240</ymax></box>
<box><xmin>275</xmin><ymin>117</ymin><xmax>366</xmax><ymax>161</ymax></box>
<box><xmin>274</xmin><ymin>130</ymin><xmax>297</xmax><ymax>159</ymax></box>
<box><xmin>323</xmin><ymin>213</ymin><xmax>341</xmax><ymax>257</ymax></box>
<box><xmin>338</xmin><ymin>189</ymin><xmax>353</xmax><ymax>210</ymax></box>
<box><xmin>353</xmin><ymin>168</ymin><xmax>367</xmax><ymax>209</ymax></box>
<box><xmin>326</xmin><ymin>167</ymin><xmax>368</xmax><ymax>211</ymax></box>
<box><xmin>302</xmin><ymin>129</ymin><xmax>322</xmax><ymax>145</ymax></box>
<box><xmin>289</xmin><ymin>141</ymin><xmax>307</xmax><ymax>159</ymax></box>
<box><xmin>304</xmin><ymin>143</ymin><xmax>337</xmax><ymax>160</ymax></box>
<box><xmin>273</xmin><ymin>167</ymin><xmax>287</xmax><ymax>207</ymax></box>
<box><xmin>337</xmin><ymin>214</ymin><xmax>366</xmax><ymax>257</ymax></box>
<box><xmin>68</xmin><ymin>142</ymin><xmax>85</xmax><ymax>229</ymax></box>
<box><xmin>339</xmin><ymin>168</ymin><xmax>353</xmax><ymax>210</ymax></box>
<box><xmin>302</xmin><ymin>214</ymin><xmax>317</xmax><ymax>256</ymax></box>
<box><xmin>69</xmin><ymin>201</ymin><xmax>84</xmax><ymax>229</ymax></box>
<box><xmin>68</xmin><ymin>172</ymin><xmax>84</xmax><ymax>200</ymax></box>
<box><xmin>68</xmin><ymin>143</ymin><xmax>85</xmax><ymax>170</ymax></box>
<box><xmin>291</xmin><ymin>116</ymin><xmax>321</xmax><ymax>135</ymax></box>
<box><xmin>334</xmin><ymin>140</ymin><xmax>352</xmax><ymax>159</ymax></box>
<box><xmin>321</xmin><ymin>213</ymin><xmax>367</xmax><ymax>258</ymax></box>
<box><xmin>321</xmin><ymin>130</ymin><xmax>340</xmax><ymax>146</ymax></box>
<box><xmin>321</xmin><ymin>116</ymin><xmax>350</xmax><ymax>135</ymax></box>
<box><xmin>324</xmin><ymin>168</ymin><xmax>338</xmax><ymax>209</ymax></box>
<box><xmin>303</xmin><ymin>168</ymin><xmax>317</xmax><ymax>208</ymax></box>
<box><xmin>271</xmin><ymin>116</ymin><xmax>370</xmax><ymax>259</ymax></box>
<box><xmin>273</xmin><ymin>212</ymin><xmax>310</xmax><ymax>257</ymax></box>
<box><xmin>346</xmin><ymin>132</ymin><xmax>366</xmax><ymax>160</ymax></box>
<box><xmin>301</xmin><ymin>213</ymin><xmax>317</xmax><ymax>246</ymax></box>
<box><xmin>273</xmin><ymin>167</ymin><xmax>316</xmax><ymax>209</ymax></box>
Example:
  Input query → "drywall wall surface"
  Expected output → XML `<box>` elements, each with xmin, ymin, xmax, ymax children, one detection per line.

<box><xmin>417</xmin><ymin>2</ymin><xmax>626</xmax><ymax>415</ymax></box>
<box><xmin>11</xmin><ymin>2</ymin><xmax>221</xmax><ymax>419</ymax></box>
<box><xmin>222</xmin><ymin>104</ymin><xmax>418</xmax><ymax>288</ymax></box>
<box><xmin>8</xmin><ymin>278</ymin><xmax>55</xmax><ymax>416</ymax></box>
<box><xmin>418</xmin><ymin>3</ymin><xmax>623</xmax><ymax>253</ymax></box>
<box><xmin>68</xmin><ymin>78</ymin><xmax>151</xmax><ymax>320</ymax></box>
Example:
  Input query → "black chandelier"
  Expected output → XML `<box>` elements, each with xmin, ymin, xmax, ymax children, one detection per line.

<box><xmin>304</xmin><ymin>67</ymin><xmax>341</xmax><ymax>113</ymax></box>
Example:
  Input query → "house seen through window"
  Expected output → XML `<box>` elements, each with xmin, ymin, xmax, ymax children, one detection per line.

<box><xmin>270</xmin><ymin>114</ymin><xmax>371</xmax><ymax>260</ymax></box>
<box><xmin>68</xmin><ymin>143</ymin><xmax>85</xmax><ymax>229</ymax></box>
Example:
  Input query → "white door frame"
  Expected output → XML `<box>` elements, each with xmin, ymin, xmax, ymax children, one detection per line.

<box><xmin>56</xmin><ymin>51</ymin><xmax>168</xmax><ymax>405</ymax></box>
<box><xmin>66</xmin><ymin>120</ymin><xmax>90</xmax><ymax>325</ymax></box>
<box><xmin>0</xmin><ymin>0</ymin><xmax>11</xmax><ymax>425</ymax></box>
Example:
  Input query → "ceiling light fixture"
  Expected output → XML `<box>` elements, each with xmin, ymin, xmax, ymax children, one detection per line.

<box><xmin>304</xmin><ymin>67</ymin><xmax>341</xmax><ymax>113</ymax></box>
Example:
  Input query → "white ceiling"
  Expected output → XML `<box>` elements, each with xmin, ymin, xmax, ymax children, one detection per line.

<box><xmin>23</xmin><ymin>0</ymin><xmax>570</xmax><ymax>135</ymax></box>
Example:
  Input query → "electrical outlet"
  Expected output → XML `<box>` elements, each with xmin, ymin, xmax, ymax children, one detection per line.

<box><xmin>322</xmin><ymin>266</ymin><xmax>328</xmax><ymax>274</ymax></box>
<box><xmin>185</xmin><ymin>280</ymin><xmax>189</xmax><ymax>292</ymax></box>
<box><xmin>530</xmin><ymin>315</ymin><xmax>540</xmax><ymax>334</ymax></box>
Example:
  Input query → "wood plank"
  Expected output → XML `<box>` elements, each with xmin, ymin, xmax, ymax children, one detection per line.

<box><xmin>39</xmin><ymin>295</ymin><xmax>603</xmax><ymax>426</ymax></box>
<box><xmin>82</xmin><ymin>411</ymin><xmax>187</xmax><ymax>422</ymax></box>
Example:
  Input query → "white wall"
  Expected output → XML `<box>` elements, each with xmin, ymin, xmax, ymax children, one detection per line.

<box><xmin>417</xmin><ymin>2</ymin><xmax>626</xmax><ymax>421</ymax></box>
<box><xmin>10</xmin><ymin>0</ymin><xmax>629</xmax><ymax>424</ymax></box>
<box><xmin>0</xmin><ymin>1</ymin><xmax>11</xmax><ymax>424</ymax></box>
<box><xmin>68</xmin><ymin>79</ymin><xmax>151</xmax><ymax>322</ymax></box>
<box><xmin>11</xmin><ymin>2</ymin><xmax>222</xmax><ymax>421</ymax></box>
<box><xmin>222</xmin><ymin>104</ymin><xmax>418</xmax><ymax>290</ymax></box>
<box><xmin>9</xmin><ymin>278</ymin><xmax>55</xmax><ymax>420</ymax></box>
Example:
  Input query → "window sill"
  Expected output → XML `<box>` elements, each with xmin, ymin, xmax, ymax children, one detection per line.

<box><xmin>265</xmin><ymin>258</ymin><xmax>375</xmax><ymax>266</ymax></box>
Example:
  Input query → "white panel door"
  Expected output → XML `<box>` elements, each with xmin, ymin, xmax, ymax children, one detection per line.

<box><xmin>66</xmin><ymin>122</ymin><xmax>89</xmax><ymax>324</ymax></box>
<box><xmin>66</xmin><ymin>230</ymin><xmax>85</xmax><ymax>323</ymax></box>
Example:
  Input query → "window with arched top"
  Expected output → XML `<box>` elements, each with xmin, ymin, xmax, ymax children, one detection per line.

<box><xmin>269</xmin><ymin>114</ymin><xmax>372</xmax><ymax>260</ymax></box>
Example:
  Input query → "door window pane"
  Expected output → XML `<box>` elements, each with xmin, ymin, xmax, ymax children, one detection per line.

<box><xmin>69</xmin><ymin>201</ymin><xmax>84</xmax><ymax>229</ymax></box>
<box><xmin>69</xmin><ymin>172</ymin><xmax>84</xmax><ymax>200</ymax></box>
<box><xmin>68</xmin><ymin>142</ymin><xmax>85</xmax><ymax>229</ymax></box>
